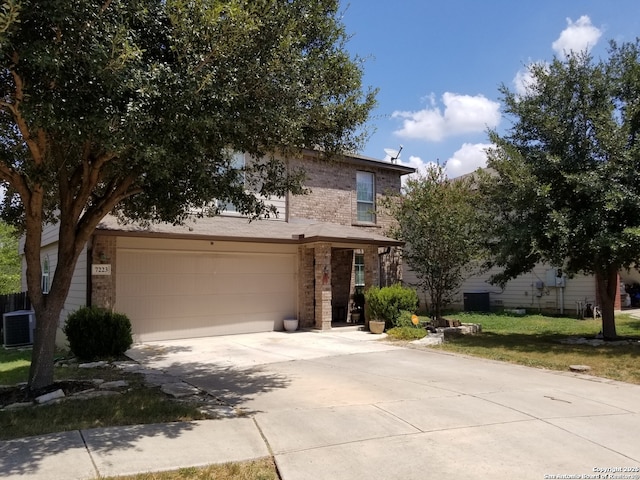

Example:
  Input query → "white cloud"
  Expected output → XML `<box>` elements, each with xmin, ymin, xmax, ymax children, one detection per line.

<box><xmin>445</xmin><ymin>143</ymin><xmax>493</xmax><ymax>178</ymax></box>
<box><xmin>513</xmin><ymin>61</ymin><xmax>549</xmax><ymax>96</ymax></box>
<box><xmin>398</xmin><ymin>155</ymin><xmax>435</xmax><ymax>173</ymax></box>
<box><xmin>397</xmin><ymin>143</ymin><xmax>491</xmax><ymax>181</ymax></box>
<box><xmin>512</xmin><ymin>16</ymin><xmax>602</xmax><ymax>97</ymax></box>
<box><xmin>392</xmin><ymin>92</ymin><xmax>501</xmax><ymax>142</ymax></box>
<box><xmin>513</xmin><ymin>65</ymin><xmax>536</xmax><ymax>97</ymax></box>
<box><xmin>552</xmin><ymin>16</ymin><xmax>602</xmax><ymax>56</ymax></box>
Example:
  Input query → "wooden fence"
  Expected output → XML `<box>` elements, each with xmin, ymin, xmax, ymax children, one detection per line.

<box><xmin>0</xmin><ymin>291</ymin><xmax>31</xmax><ymax>315</ymax></box>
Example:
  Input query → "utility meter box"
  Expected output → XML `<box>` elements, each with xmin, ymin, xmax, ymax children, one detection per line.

<box><xmin>545</xmin><ymin>268</ymin><xmax>565</xmax><ymax>287</ymax></box>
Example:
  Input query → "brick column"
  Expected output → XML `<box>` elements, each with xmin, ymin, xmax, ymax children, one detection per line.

<box><xmin>298</xmin><ymin>246</ymin><xmax>315</xmax><ymax>328</ymax></box>
<box><xmin>314</xmin><ymin>243</ymin><xmax>332</xmax><ymax>330</ymax></box>
<box><xmin>90</xmin><ymin>235</ymin><xmax>117</xmax><ymax>310</ymax></box>
<box><xmin>363</xmin><ymin>245</ymin><xmax>379</xmax><ymax>289</ymax></box>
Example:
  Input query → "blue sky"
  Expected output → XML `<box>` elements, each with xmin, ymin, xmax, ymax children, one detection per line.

<box><xmin>341</xmin><ymin>1</ymin><xmax>640</xmax><ymax>178</ymax></box>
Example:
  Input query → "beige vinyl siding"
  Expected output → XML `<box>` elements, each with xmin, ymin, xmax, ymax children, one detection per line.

<box><xmin>41</xmin><ymin>221</ymin><xmax>60</xmax><ymax>246</ymax></box>
<box><xmin>64</xmin><ymin>246</ymin><xmax>87</xmax><ymax>318</ymax></box>
<box><xmin>405</xmin><ymin>263</ymin><xmax>597</xmax><ymax>315</ymax></box>
<box><xmin>115</xmin><ymin>237</ymin><xmax>298</xmax><ymax>342</ymax></box>
<box><xmin>455</xmin><ymin>265</ymin><xmax>596</xmax><ymax>314</ymax></box>
<box><xmin>32</xmin><ymin>243</ymin><xmax>87</xmax><ymax>321</ymax></box>
<box><xmin>19</xmin><ymin>220</ymin><xmax>88</xmax><ymax>346</ymax></box>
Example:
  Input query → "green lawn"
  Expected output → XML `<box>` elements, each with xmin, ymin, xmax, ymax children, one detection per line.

<box><xmin>427</xmin><ymin>312</ymin><xmax>640</xmax><ymax>384</ymax></box>
<box><xmin>0</xmin><ymin>349</ymin><xmax>212</xmax><ymax>440</ymax></box>
<box><xmin>0</xmin><ymin>347</ymin><xmax>31</xmax><ymax>385</ymax></box>
<box><xmin>0</xmin><ymin>348</ymin><xmax>278</xmax><ymax>479</ymax></box>
<box><xmin>2</xmin><ymin>316</ymin><xmax>638</xmax><ymax>479</ymax></box>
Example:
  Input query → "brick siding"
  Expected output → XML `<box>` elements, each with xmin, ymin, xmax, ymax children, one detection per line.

<box><xmin>90</xmin><ymin>235</ymin><xmax>116</xmax><ymax>310</ymax></box>
<box><xmin>288</xmin><ymin>153</ymin><xmax>402</xmax><ymax>234</ymax></box>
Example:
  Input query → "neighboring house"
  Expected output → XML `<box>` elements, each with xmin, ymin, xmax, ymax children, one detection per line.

<box><xmin>22</xmin><ymin>150</ymin><xmax>415</xmax><ymax>344</ymax></box>
<box><xmin>402</xmin><ymin>167</ymin><xmax>626</xmax><ymax>317</ymax></box>
<box><xmin>404</xmin><ymin>263</ymin><xmax>624</xmax><ymax>317</ymax></box>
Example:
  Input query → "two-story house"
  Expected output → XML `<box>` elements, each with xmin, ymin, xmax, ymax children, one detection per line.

<box><xmin>28</xmin><ymin>150</ymin><xmax>415</xmax><ymax>344</ymax></box>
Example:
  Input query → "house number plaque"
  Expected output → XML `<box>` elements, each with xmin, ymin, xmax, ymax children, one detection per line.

<box><xmin>92</xmin><ymin>264</ymin><xmax>112</xmax><ymax>275</ymax></box>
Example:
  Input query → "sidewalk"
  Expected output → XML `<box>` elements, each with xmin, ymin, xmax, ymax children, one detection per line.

<box><xmin>0</xmin><ymin>418</ymin><xmax>269</xmax><ymax>479</ymax></box>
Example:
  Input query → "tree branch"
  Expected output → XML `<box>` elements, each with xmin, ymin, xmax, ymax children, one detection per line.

<box><xmin>9</xmin><ymin>65</ymin><xmax>46</xmax><ymax>166</ymax></box>
<box><xmin>100</xmin><ymin>0</ymin><xmax>113</xmax><ymax>14</ymax></box>
<box><xmin>64</xmin><ymin>147</ymin><xmax>118</xmax><ymax>226</ymax></box>
<box><xmin>76</xmin><ymin>172</ymin><xmax>142</xmax><ymax>240</ymax></box>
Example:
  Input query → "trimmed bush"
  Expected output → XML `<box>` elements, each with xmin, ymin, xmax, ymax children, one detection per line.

<box><xmin>386</xmin><ymin>326</ymin><xmax>427</xmax><ymax>341</ymax></box>
<box><xmin>364</xmin><ymin>284</ymin><xmax>419</xmax><ymax>329</ymax></box>
<box><xmin>395</xmin><ymin>310</ymin><xmax>416</xmax><ymax>328</ymax></box>
<box><xmin>63</xmin><ymin>307</ymin><xmax>133</xmax><ymax>360</ymax></box>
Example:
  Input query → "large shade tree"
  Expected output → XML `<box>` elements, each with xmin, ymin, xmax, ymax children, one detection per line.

<box><xmin>387</xmin><ymin>164</ymin><xmax>483</xmax><ymax>322</ymax></box>
<box><xmin>479</xmin><ymin>40</ymin><xmax>640</xmax><ymax>339</ymax></box>
<box><xmin>0</xmin><ymin>221</ymin><xmax>20</xmax><ymax>294</ymax></box>
<box><xmin>0</xmin><ymin>0</ymin><xmax>376</xmax><ymax>389</ymax></box>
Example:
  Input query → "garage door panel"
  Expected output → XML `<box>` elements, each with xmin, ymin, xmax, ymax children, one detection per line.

<box><xmin>213</xmin><ymin>256</ymin><xmax>294</xmax><ymax>275</ymax></box>
<box><xmin>116</xmin><ymin>250</ymin><xmax>297</xmax><ymax>341</ymax></box>
<box><xmin>207</xmin><ymin>273</ymin><xmax>294</xmax><ymax>295</ymax></box>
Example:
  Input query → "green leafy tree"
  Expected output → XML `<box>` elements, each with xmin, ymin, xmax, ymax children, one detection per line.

<box><xmin>0</xmin><ymin>0</ymin><xmax>375</xmax><ymax>389</ymax></box>
<box><xmin>387</xmin><ymin>164</ymin><xmax>483</xmax><ymax>322</ymax></box>
<box><xmin>479</xmin><ymin>40</ymin><xmax>640</xmax><ymax>339</ymax></box>
<box><xmin>0</xmin><ymin>221</ymin><xmax>20</xmax><ymax>294</ymax></box>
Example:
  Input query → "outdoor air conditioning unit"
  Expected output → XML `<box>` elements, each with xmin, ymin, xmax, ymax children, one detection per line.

<box><xmin>2</xmin><ymin>310</ymin><xmax>36</xmax><ymax>347</ymax></box>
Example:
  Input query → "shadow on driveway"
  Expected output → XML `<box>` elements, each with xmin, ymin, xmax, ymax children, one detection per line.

<box><xmin>127</xmin><ymin>339</ymin><xmax>292</xmax><ymax>414</ymax></box>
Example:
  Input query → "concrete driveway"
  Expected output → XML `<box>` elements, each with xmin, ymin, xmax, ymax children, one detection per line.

<box><xmin>127</xmin><ymin>329</ymin><xmax>640</xmax><ymax>480</ymax></box>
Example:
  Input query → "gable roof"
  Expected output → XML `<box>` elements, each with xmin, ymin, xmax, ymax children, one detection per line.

<box><xmin>96</xmin><ymin>214</ymin><xmax>403</xmax><ymax>246</ymax></box>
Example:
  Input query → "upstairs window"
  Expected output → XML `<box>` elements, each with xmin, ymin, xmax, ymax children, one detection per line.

<box><xmin>219</xmin><ymin>152</ymin><xmax>246</xmax><ymax>214</ymax></box>
<box><xmin>356</xmin><ymin>171</ymin><xmax>375</xmax><ymax>223</ymax></box>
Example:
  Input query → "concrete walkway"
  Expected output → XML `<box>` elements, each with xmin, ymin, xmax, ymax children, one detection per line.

<box><xmin>2</xmin><ymin>329</ymin><xmax>640</xmax><ymax>480</ymax></box>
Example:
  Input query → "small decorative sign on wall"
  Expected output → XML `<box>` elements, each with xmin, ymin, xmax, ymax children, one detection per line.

<box><xmin>92</xmin><ymin>264</ymin><xmax>112</xmax><ymax>275</ymax></box>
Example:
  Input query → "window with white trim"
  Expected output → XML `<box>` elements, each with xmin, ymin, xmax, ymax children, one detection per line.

<box><xmin>356</xmin><ymin>171</ymin><xmax>375</xmax><ymax>223</ymax></box>
<box><xmin>354</xmin><ymin>253</ymin><xmax>365</xmax><ymax>287</ymax></box>
<box><xmin>41</xmin><ymin>255</ymin><xmax>50</xmax><ymax>294</ymax></box>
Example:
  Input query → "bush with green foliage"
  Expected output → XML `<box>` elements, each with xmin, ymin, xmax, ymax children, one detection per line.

<box><xmin>395</xmin><ymin>310</ymin><xmax>417</xmax><ymax>328</ymax></box>
<box><xmin>0</xmin><ymin>222</ymin><xmax>21</xmax><ymax>294</ymax></box>
<box><xmin>63</xmin><ymin>307</ymin><xmax>133</xmax><ymax>361</ymax></box>
<box><xmin>386</xmin><ymin>326</ymin><xmax>427</xmax><ymax>340</ymax></box>
<box><xmin>365</xmin><ymin>284</ymin><xmax>419</xmax><ymax>329</ymax></box>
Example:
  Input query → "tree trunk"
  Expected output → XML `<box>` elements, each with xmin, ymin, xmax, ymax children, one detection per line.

<box><xmin>29</xmin><ymin>298</ymin><xmax>66</xmax><ymax>390</ymax></box>
<box><xmin>596</xmin><ymin>266</ymin><xmax>618</xmax><ymax>340</ymax></box>
<box><xmin>26</xmin><ymin>219</ymin><xmax>88</xmax><ymax>390</ymax></box>
<box><xmin>26</xmin><ymin>247</ymin><xmax>79</xmax><ymax>389</ymax></box>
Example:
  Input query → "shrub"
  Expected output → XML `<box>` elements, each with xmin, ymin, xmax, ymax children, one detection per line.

<box><xmin>395</xmin><ymin>310</ymin><xmax>416</xmax><ymax>328</ymax></box>
<box><xmin>63</xmin><ymin>307</ymin><xmax>133</xmax><ymax>360</ymax></box>
<box><xmin>364</xmin><ymin>284</ymin><xmax>419</xmax><ymax>329</ymax></box>
<box><xmin>386</xmin><ymin>326</ymin><xmax>427</xmax><ymax>341</ymax></box>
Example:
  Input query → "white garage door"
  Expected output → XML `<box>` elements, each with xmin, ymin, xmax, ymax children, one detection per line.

<box><xmin>116</xmin><ymin>249</ymin><xmax>297</xmax><ymax>342</ymax></box>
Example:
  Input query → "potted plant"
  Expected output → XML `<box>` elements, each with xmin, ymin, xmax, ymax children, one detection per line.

<box><xmin>364</xmin><ymin>287</ymin><xmax>387</xmax><ymax>334</ymax></box>
<box><xmin>350</xmin><ymin>292</ymin><xmax>364</xmax><ymax>323</ymax></box>
<box><xmin>368</xmin><ymin>318</ymin><xmax>385</xmax><ymax>334</ymax></box>
<box><xmin>364</xmin><ymin>284</ymin><xmax>419</xmax><ymax>334</ymax></box>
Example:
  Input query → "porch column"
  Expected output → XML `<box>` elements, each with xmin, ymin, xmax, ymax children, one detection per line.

<box><xmin>298</xmin><ymin>246</ymin><xmax>315</xmax><ymax>328</ymax></box>
<box><xmin>363</xmin><ymin>245</ymin><xmax>380</xmax><ymax>289</ymax></box>
<box><xmin>314</xmin><ymin>242</ymin><xmax>332</xmax><ymax>330</ymax></box>
<box><xmin>90</xmin><ymin>235</ymin><xmax>117</xmax><ymax>310</ymax></box>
